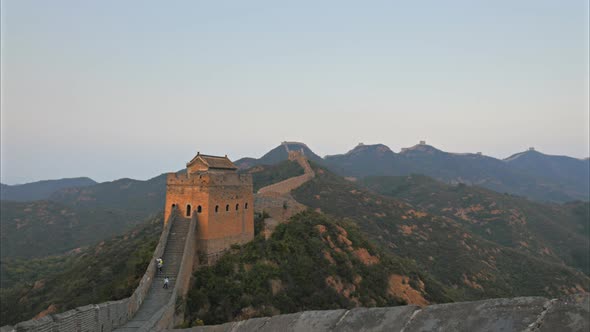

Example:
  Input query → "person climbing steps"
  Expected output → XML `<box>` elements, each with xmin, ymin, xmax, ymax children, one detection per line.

<box><xmin>163</xmin><ymin>276</ymin><xmax>169</xmax><ymax>289</ymax></box>
<box><xmin>157</xmin><ymin>257</ymin><xmax>163</xmax><ymax>272</ymax></box>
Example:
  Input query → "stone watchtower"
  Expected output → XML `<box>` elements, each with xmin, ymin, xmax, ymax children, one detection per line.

<box><xmin>164</xmin><ymin>153</ymin><xmax>254</xmax><ymax>264</ymax></box>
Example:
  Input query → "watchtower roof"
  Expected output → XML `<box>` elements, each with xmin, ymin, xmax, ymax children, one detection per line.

<box><xmin>187</xmin><ymin>153</ymin><xmax>237</xmax><ymax>170</ymax></box>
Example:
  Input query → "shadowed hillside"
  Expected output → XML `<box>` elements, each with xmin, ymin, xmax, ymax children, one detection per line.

<box><xmin>48</xmin><ymin>174</ymin><xmax>167</xmax><ymax>215</ymax></box>
<box><xmin>0</xmin><ymin>200</ymin><xmax>152</xmax><ymax>259</ymax></box>
<box><xmin>504</xmin><ymin>149</ymin><xmax>590</xmax><ymax>198</ymax></box>
<box><xmin>0</xmin><ymin>215</ymin><xmax>162</xmax><ymax>326</ymax></box>
<box><xmin>324</xmin><ymin>143</ymin><xmax>590</xmax><ymax>202</ymax></box>
<box><xmin>0</xmin><ymin>178</ymin><xmax>97</xmax><ymax>202</ymax></box>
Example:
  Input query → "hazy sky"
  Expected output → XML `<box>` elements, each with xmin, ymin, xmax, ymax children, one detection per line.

<box><xmin>1</xmin><ymin>0</ymin><xmax>589</xmax><ymax>184</ymax></box>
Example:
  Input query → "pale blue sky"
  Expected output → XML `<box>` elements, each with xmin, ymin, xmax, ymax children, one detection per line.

<box><xmin>1</xmin><ymin>0</ymin><xmax>589</xmax><ymax>184</ymax></box>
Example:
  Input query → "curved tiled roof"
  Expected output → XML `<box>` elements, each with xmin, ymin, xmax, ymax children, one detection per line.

<box><xmin>187</xmin><ymin>153</ymin><xmax>237</xmax><ymax>170</ymax></box>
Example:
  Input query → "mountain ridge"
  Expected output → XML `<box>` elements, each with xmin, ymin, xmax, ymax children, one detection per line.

<box><xmin>235</xmin><ymin>141</ymin><xmax>589</xmax><ymax>202</ymax></box>
<box><xmin>0</xmin><ymin>177</ymin><xmax>97</xmax><ymax>202</ymax></box>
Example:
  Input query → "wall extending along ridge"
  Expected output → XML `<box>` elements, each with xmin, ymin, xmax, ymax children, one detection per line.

<box><xmin>257</xmin><ymin>152</ymin><xmax>315</xmax><ymax>195</ymax></box>
<box><xmin>171</xmin><ymin>293</ymin><xmax>590</xmax><ymax>332</ymax></box>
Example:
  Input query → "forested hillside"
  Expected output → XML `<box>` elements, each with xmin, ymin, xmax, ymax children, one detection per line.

<box><xmin>0</xmin><ymin>215</ymin><xmax>161</xmax><ymax>326</ymax></box>
<box><xmin>361</xmin><ymin>175</ymin><xmax>590</xmax><ymax>274</ymax></box>
<box><xmin>185</xmin><ymin>211</ymin><xmax>451</xmax><ymax>326</ymax></box>
<box><xmin>0</xmin><ymin>200</ymin><xmax>152</xmax><ymax>259</ymax></box>
<box><xmin>291</xmin><ymin>165</ymin><xmax>589</xmax><ymax>301</ymax></box>
<box><xmin>0</xmin><ymin>178</ymin><xmax>96</xmax><ymax>202</ymax></box>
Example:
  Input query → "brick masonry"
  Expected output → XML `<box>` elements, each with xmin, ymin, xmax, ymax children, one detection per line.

<box><xmin>257</xmin><ymin>150</ymin><xmax>315</xmax><ymax>196</ymax></box>
<box><xmin>164</xmin><ymin>165</ymin><xmax>254</xmax><ymax>265</ymax></box>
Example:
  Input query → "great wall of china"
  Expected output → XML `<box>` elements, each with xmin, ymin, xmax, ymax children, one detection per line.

<box><xmin>257</xmin><ymin>149</ymin><xmax>315</xmax><ymax>196</ymax></box>
<box><xmin>3</xmin><ymin>149</ymin><xmax>589</xmax><ymax>332</ymax></box>
<box><xmin>3</xmin><ymin>208</ymin><xmax>197</xmax><ymax>332</ymax></box>
<box><xmin>2</xmin><ymin>150</ymin><xmax>314</xmax><ymax>332</ymax></box>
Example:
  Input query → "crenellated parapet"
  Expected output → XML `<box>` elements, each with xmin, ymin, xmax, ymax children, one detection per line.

<box><xmin>166</xmin><ymin>172</ymin><xmax>252</xmax><ymax>188</ymax></box>
<box><xmin>164</xmin><ymin>153</ymin><xmax>254</xmax><ymax>265</ymax></box>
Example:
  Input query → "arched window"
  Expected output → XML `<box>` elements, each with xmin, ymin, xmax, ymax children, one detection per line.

<box><xmin>235</xmin><ymin>203</ymin><xmax>239</xmax><ymax>211</ymax></box>
<box><xmin>186</xmin><ymin>204</ymin><xmax>191</xmax><ymax>217</ymax></box>
<box><xmin>172</xmin><ymin>204</ymin><xmax>176</xmax><ymax>209</ymax></box>
<box><xmin>197</xmin><ymin>205</ymin><xmax>202</xmax><ymax>213</ymax></box>
<box><xmin>215</xmin><ymin>205</ymin><xmax>219</xmax><ymax>213</ymax></box>
<box><xmin>245</xmin><ymin>202</ymin><xmax>248</xmax><ymax>209</ymax></box>
<box><xmin>225</xmin><ymin>204</ymin><xmax>229</xmax><ymax>212</ymax></box>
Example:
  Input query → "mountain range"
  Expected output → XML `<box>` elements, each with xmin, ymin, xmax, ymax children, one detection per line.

<box><xmin>1</xmin><ymin>142</ymin><xmax>588</xmax><ymax>262</ymax></box>
<box><xmin>3</xmin><ymin>142</ymin><xmax>587</xmax><ymax>205</ymax></box>
<box><xmin>238</xmin><ymin>142</ymin><xmax>590</xmax><ymax>203</ymax></box>
<box><xmin>1</xmin><ymin>177</ymin><xmax>97</xmax><ymax>202</ymax></box>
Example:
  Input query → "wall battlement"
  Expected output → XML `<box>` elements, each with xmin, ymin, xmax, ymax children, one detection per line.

<box><xmin>166</xmin><ymin>172</ymin><xmax>252</xmax><ymax>187</ymax></box>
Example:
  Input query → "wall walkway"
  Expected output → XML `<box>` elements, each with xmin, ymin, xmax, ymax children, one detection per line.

<box><xmin>257</xmin><ymin>152</ymin><xmax>314</xmax><ymax>196</ymax></box>
<box><xmin>4</xmin><ymin>209</ymin><xmax>197</xmax><ymax>332</ymax></box>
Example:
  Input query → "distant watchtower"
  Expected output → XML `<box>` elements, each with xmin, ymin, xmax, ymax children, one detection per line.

<box><xmin>164</xmin><ymin>153</ymin><xmax>254</xmax><ymax>264</ymax></box>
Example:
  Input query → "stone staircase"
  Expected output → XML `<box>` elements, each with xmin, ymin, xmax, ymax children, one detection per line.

<box><xmin>115</xmin><ymin>217</ymin><xmax>191</xmax><ymax>331</ymax></box>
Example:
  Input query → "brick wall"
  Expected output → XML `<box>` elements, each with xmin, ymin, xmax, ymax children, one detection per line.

<box><xmin>136</xmin><ymin>211</ymin><xmax>198</xmax><ymax>331</ymax></box>
<box><xmin>257</xmin><ymin>152</ymin><xmax>315</xmax><ymax>195</ymax></box>
<box><xmin>165</xmin><ymin>171</ymin><xmax>254</xmax><ymax>262</ymax></box>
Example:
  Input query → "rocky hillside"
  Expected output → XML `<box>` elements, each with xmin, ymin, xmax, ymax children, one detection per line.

<box><xmin>0</xmin><ymin>215</ymin><xmax>161</xmax><ymax>326</ymax></box>
<box><xmin>361</xmin><ymin>175</ymin><xmax>590</xmax><ymax>275</ymax></box>
<box><xmin>291</xmin><ymin>164</ymin><xmax>589</xmax><ymax>301</ymax></box>
<box><xmin>184</xmin><ymin>211</ymin><xmax>451</xmax><ymax>326</ymax></box>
